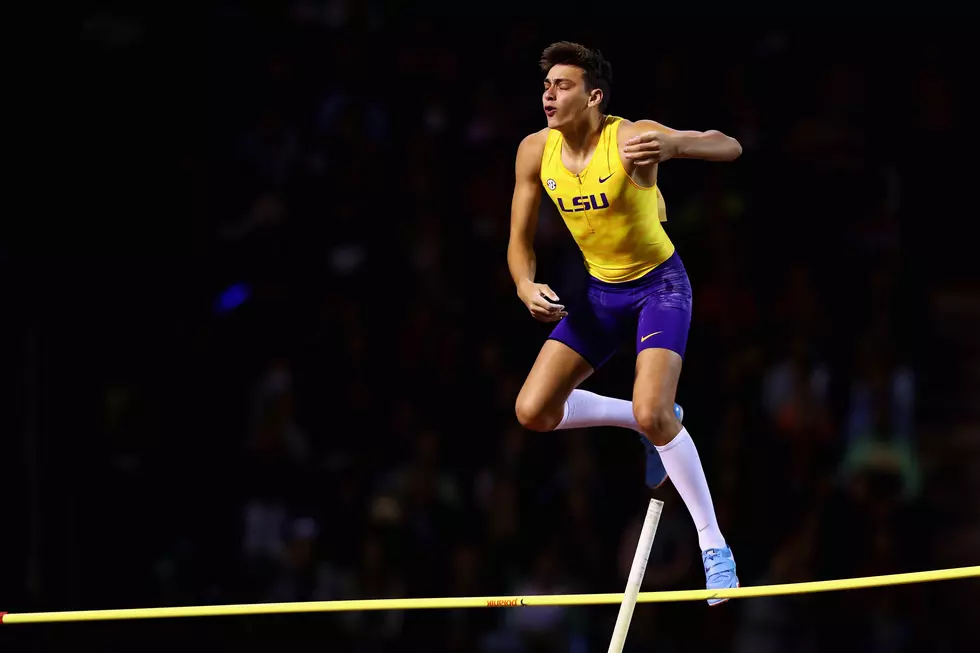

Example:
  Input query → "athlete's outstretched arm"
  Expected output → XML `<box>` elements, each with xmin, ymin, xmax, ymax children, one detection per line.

<box><xmin>622</xmin><ymin>120</ymin><xmax>741</xmax><ymax>164</ymax></box>
<box><xmin>508</xmin><ymin>131</ymin><xmax>566</xmax><ymax>322</ymax></box>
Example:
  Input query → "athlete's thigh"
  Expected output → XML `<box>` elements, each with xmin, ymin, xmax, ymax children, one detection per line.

<box><xmin>632</xmin><ymin>253</ymin><xmax>692</xmax><ymax>408</ymax></box>
<box><xmin>634</xmin><ymin>259</ymin><xmax>693</xmax><ymax>361</ymax></box>
<box><xmin>518</xmin><ymin>338</ymin><xmax>595</xmax><ymax>415</ymax></box>
<box><xmin>633</xmin><ymin>346</ymin><xmax>683</xmax><ymax>410</ymax></box>
<box><xmin>549</xmin><ymin>280</ymin><xmax>628</xmax><ymax>372</ymax></box>
<box><xmin>518</xmin><ymin>285</ymin><xmax>624</xmax><ymax>412</ymax></box>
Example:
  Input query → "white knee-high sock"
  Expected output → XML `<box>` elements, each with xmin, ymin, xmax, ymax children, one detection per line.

<box><xmin>556</xmin><ymin>389</ymin><xmax>640</xmax><ymax>431</ymax></box>
<box><xmin>655</xmin><ymin>427</ymin><xmax>726</xmax><ymax>551</ymax></box>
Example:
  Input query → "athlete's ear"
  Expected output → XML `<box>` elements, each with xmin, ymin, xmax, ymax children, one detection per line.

<box><xmin>588</xmin><ymin>88</ymin><xmax>603</xmax><ymax>108</ymax></box>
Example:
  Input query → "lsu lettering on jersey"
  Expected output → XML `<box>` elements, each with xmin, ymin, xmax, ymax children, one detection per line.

<box><xmin>540</xmin><ymin>115</ymin><xmax>674</xmax><ymax>283</ymax></box>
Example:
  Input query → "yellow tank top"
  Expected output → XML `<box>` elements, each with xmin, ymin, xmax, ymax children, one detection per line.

<box><xmin>540</xmin><ymin>115</ymin><xmax>674</xmax><ymax>283</ymax></box>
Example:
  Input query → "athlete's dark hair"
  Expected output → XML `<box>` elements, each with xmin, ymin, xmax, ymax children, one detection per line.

<box><xmin>540</xmin><ymin>41</ymin><xmax>613</xmax><ymax>113</ymax></box>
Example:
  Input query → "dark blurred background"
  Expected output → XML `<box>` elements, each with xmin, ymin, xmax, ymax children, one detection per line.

<box><xmin>4</xmin><ymin>3</ymin><xmax>979</xmax><ymax>652</ymax></box>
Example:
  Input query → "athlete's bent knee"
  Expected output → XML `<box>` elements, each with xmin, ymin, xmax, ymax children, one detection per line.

<box><xmin>633</xmin><ymin>404</ymin><xmax>681</xmax><ymax>446</ymax></box>
<box><xmin>515</xmin><ymin>394</ymin><xmax>562</xmax><ymax>432</ymax></box>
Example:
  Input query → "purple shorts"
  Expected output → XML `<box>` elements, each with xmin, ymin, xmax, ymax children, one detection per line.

<box><xmin>548</xmin><ymin>251</ymin><xmax>693</xmax><ymax>369</ymax></box>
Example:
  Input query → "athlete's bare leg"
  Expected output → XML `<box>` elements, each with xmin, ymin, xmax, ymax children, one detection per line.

<box><xmin>633</xmin><ymin>347</ymin><xmax>738</xmax><ymax>603</ymax></box>
<box><xmin>632</xmin><ymin>347</ymin><xmax>683</xmax><ymax>446</ymax></box>
<box><xmin>515</xmin><ymin>340</ymin><xmax>594</xmax><ymax>432</ymax></box>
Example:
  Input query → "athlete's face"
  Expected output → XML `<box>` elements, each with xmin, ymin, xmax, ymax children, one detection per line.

<box><xmin>543</xmin><ymin>65</ymin><xmax>600</xmax><ymax>128</ymax></box>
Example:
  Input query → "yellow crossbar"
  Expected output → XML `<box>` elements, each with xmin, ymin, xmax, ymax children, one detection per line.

<box><xmin>3</xmin><ymin>565</ymin><xmax>977</xmax><ymax>624</ymax></box>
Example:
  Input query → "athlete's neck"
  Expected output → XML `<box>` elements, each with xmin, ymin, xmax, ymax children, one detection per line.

<box><xmin>559</xmin><ymin>112</ymin><xmax>605</xmax><ymax>157</ymax></box>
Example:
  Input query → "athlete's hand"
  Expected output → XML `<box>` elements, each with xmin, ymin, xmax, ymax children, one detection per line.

<box><xmin>518</xmin><ymin>281</ymin><xmax>567</xmax><ymax>322</ymax></box>
<box><xmin>623</xmin><ymin>131</ymin><xmax>679</xmax><ymax>165</ymax></box>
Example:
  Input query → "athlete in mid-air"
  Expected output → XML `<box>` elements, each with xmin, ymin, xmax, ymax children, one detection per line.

<box><xmin>508</xmin><ymin>42</ymin><xmax>742</xmax><ymax>603</ymax></box>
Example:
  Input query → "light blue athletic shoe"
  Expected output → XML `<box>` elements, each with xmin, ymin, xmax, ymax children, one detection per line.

<box><xmin>641</xmin><ymin>403</ymin><xmax>684</xmax><ymax>489</ymax></box>
<box><xmin>702</xmin><ymin>546</ymin><xmax>739</xmax><ymax>605</ymax></box>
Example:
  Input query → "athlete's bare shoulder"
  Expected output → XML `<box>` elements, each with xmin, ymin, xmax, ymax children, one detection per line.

<box><xmin>517</xmin><ymin>128</ymin><xmax>550</xmax><ymax>158</ymax></box>
<box><xmin>515</xmin><ymin>128</ymin><xmax>550</xmax><ymax>178</ymax></box>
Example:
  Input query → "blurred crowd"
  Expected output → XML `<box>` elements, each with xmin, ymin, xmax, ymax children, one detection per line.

<box><xmin>14</xmin><ymin>4</ymin><xmax>978</xmax><ymax>653</ymax></box>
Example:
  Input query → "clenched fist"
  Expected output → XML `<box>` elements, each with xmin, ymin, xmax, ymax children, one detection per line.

<box><xmin>518</xmin><ymin>281</ymin><xmax>567</xmax><ymax>323</ymax></box>
<box><xmin>622</xmin><ymin>131</ymin><xmax>679</xmax><ymax>165</ymax></box>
